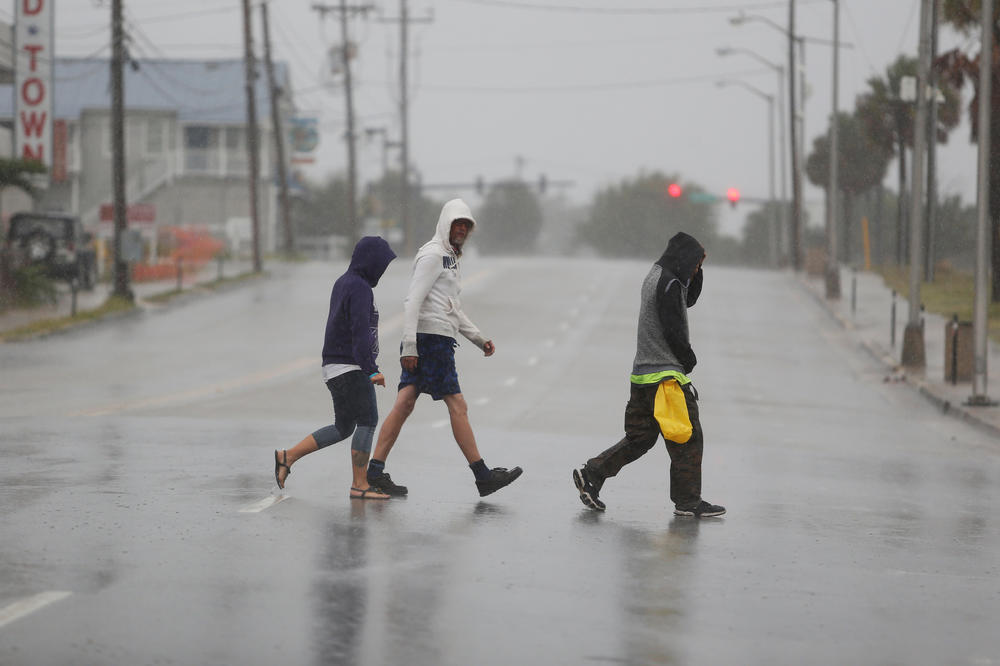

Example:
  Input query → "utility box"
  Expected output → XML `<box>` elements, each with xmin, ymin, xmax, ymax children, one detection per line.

<box><xmin>944</xmin><ymin>320</ymin><xmax>973</xmax><ymax>383</ymax></box>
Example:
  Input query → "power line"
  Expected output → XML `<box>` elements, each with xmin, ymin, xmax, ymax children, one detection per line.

<box><xmin>410</xmin><ymin>67</ymin><xmax>770</xmax><ymax>93</ymax></box>
<box><xmin>446</xmin><ymin>0</ymin><xmax>826</xmax><ymax>15</ymax></box>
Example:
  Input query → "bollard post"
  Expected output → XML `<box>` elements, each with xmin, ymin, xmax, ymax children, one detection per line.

<box><xmin>851</xmin><ymin>268</ymin><xmax>857</xmax><ymax>317</ymax></box>
<box><xmin>951</xmin><ymin>314</ymin><xmax>959</xmax><ymax>385</ymax></box>
<box><xmin>176</xmin><ymin>257</ymin><xmax>183</xmax><ymax>291</ymax></box>
<box><xmin>890</xmin><ymin>290</ymin><xmax>897</xmax><ymax>347</ymax></box>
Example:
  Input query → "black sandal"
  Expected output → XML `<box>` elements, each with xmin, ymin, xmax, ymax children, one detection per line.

<box><xmin>350</xmin><ymin>487</ymin><xmax>390</xmax><ymax>500</ymax></box>
<box><xmin>274</xmin><ymin>450</ymin><xmax>290</xmax><ymax>489</ymax></box>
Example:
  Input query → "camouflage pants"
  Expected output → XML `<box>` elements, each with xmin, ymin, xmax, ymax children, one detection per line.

<box><xmin>585</xmin><ymin>380</ymin><xmax>703</xmax><ymax>508</ymax></box>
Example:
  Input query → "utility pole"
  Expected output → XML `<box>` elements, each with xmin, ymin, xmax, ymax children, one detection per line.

<box><xmin>788</xmin><ymin>0</ymin><xmax>803</xmax><ymax>270</ymax></box>
<box><xmin>825</xmin><ymin>0</ymin><xmax>841</xmax><ymax>299</ymax></box>
<box><xmin>379</xmin><ymin>2</ymin><xmax>432</xmax><ymax>255</ymax></box>
<box><xmin>241</xmin><ymin>0</ymin><xmax>262</xmax><ymax>272</ymax></box>
<box><xmin>314</xmin><ymin>2</ymin><xmax>374</xmax><ymax>248</ymax></box>
<box><xmin>969</xmin><ymin>0</ymin><xmax>994</xmax><ymax>405</ymax></box>
<box><xmin>901</xmin><ymin>0</ymin><xmax>933</xmax><ymax>371</ymax></box>
<box><xmin>924</xmin><ymin>0</ymin><xmax>940</xmax><ymax>282</ymax></box>
<box><xmin>110</xmin><ymin>0</ymin><xmax>132</xmax><ymax>300</ymax></box>
<box><xmin>261</xmin><ymin>1</ymin><xmax>294</xmax><ymax>256</ymax></box>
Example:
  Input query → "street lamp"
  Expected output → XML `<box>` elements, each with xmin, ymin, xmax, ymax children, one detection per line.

<box><xmin>716</xmin><ymin>46</ymin><xmax>788</xmax><ymax>265</ymax></box>
<box><xmin>717</xmin><ymin>79</ymin><xmax>778</xmax><ymax>268</ymax></box>
<box><xmin>729</xmin><ymin>11</ymin><xmax>806</xmax><ymax>272</ymax></box>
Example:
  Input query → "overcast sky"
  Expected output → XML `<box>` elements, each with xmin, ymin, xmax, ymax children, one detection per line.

<box><xmin>46</xmin><ymin>0</ymin><xmax>983</xmax><ymax>237</ymax></box>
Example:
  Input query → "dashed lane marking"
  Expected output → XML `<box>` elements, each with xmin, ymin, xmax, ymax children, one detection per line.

<box><xmin>0</xmin><ymin>591</ymin><xmax>72</xmax><ymax>629</ymax></box>
<box><xmin>238</xmin><ymin>495</ymin><xmax>289</xmax><ymax>513</ymax></box>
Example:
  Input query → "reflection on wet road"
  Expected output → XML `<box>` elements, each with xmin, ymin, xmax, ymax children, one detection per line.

<box><xmin>1</xmin><ymin>259</ymin><xmax>998</xmax><ymax>665</ymax></box>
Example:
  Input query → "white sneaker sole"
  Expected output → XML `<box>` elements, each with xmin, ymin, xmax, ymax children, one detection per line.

<box><xmin>573</xmin><ymin>469</ymin><xmax>605</xmax><ymax>511</ymax></box>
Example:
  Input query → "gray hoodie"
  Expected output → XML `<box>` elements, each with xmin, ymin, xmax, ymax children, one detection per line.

<box><xmin>400</xmin><ymin>199</ymin><xmax>488</xmax><ymax>357</ymax></box>
<box><xmin>631</xmin><ymin>232</ymin><xmax>705</xmax><ymax>382</ymax></box>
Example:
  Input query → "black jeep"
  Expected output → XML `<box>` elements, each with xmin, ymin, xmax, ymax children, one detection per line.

<box><xmin>3</xmin><ymin>212</ymin><xmax>98</xmax><ymax>289</ymax></box>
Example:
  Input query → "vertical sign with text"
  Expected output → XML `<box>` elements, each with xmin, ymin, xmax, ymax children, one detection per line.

<box><xmin>15</xmin><ymin>0</ymin><xmax>55</xmax><ymax>187</ymax></box>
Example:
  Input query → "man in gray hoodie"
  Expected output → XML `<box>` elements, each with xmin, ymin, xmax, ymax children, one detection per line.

<box><xmin>573</xmin><ymin>231</ymin><xmax>725</xmax><ymax>517</ymax></box>
<box><xmin>366</xmin><ymin>199</ymin><xmax>522</xmax><ymax>498</ymax></box>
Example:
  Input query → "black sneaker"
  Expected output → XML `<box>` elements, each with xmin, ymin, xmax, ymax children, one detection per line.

<box><xmin>368</xmin><ymin>472</ymin><xmax>408</xmax><ymax>497</ymax></box>
<box><xmin>674</xmin><ymin>500</ymin><xmax>726</xmax><ymax>518</ymax></box>
<box><xmin>572</xmin><ymin>467</ymin><xmax>606</xmax><ymax>512</ymax></box>
<box><xmin>476</xmin><ymin>466</ymin><xmax>523</xmax><ymax>497</ymax></box>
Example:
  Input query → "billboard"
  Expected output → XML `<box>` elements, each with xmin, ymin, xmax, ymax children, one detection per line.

<box><xmin>15</xmin><ymin>0</ymin><xmax>55</xmax><ymax>186</ymax></box>
<box><xmin>289</xmin><ymin>116</ymin><xmax>319</xmax><ymax>165</ymax></box>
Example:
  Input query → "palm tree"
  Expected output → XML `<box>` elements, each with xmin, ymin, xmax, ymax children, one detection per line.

<box><xmin>938</xmin><ymin>0</ymin><xmax>1000</xmax><ymax>299</ymax></box>
<box><xmin>806</xmin><ymin>111</ymin><xmax>894</xmax><ymax>264</ymax></box>
<box><xmin>854</xmin><ymin>55</ymin><xmax>961</xmax><ymax>266</ymax></box>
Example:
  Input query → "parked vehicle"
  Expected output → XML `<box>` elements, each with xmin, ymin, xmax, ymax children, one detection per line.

<box><xmin>3</xmin><ymin>212</ymin><xmax>98</xmax><ymax>289</ymax></box>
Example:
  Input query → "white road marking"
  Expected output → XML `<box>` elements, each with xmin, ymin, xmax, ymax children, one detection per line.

<box><xmin>503</xmin><ymin>377</ymin><xmax>518</xmax><ymax>387</ymax></box>
<box><xmin>73</xmin><ymin>357</ymin><xmax>317</xmax><ymax>417</ymax></box>
<box><xmin>68</xmin><ymin>269</ymin><xmax>481</xmax><ymax>418</ymax></box>
<box><xmin>431</xmin><ymin>419</ymin><xmax>449</xmax><ymax>429</ymax></box>
<box><xmin>473</xmin><ymin>397</ymin><xmax>490</xmax><ymax>406</ymax></box>
<box><xmin>0</xmin><ymin>591</ymin><xmax>72</xmax><ymax>629</ymax></box>
<box><xmin>238</xmin><ymin>495</ymin><xmax>289</xmax><ymax>513</ymax></box>
<box><xmin>526</xmin><ymin>356</ymin><xmax>538</xmax><ymax>367</ymax></box>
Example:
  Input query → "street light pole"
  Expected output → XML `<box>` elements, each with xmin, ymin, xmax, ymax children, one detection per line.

<box><xmin>826</xmin><ymin>0</ymin><xmax>841</xmax><ymax>299</ymax></box>
<box><xmin>717</xmin><ymin>47</ymin><xmax>788</xmax><ymax>264</ymax></box>
<box><xmin>902</xmin><ymin>0</ymin><xmax>933</xmax><ymax>372</ymax></box>
<box><xmin>718</xmin><ymin>80</ymin><xmax>778</xmax><ymax>267</ymax></box>
<box><xmin>969</xmin><ymin>0</ymin><xmax>994</xmax><ymax>404</ymax></box>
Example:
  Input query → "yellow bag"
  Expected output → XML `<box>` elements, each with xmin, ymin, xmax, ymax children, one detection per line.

<box><xmin>653</xmin><ymin>379</ymin><xmax>692</xmax><ymax>443</ymax></box>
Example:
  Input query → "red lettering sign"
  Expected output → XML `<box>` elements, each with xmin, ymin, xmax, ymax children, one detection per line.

<box><xmin>23</xmin><ymin>0</ymin><xmax>44</xmax><ymax>16</ymax></box>
<box><xmin>21</xmin><ymin>78</ymin><xmax>45</xmax><ymax>106</ymax></box>
<box><xmin>19</xmin><ymin>111</ymin><xmax>46</xmax><ymax>137</ymax></box>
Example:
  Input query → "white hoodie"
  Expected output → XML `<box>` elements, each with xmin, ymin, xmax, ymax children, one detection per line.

<box><xmin>400</xmin><ymin>198</ymin><xmax>488</xmax><ymax>357</ymax></box>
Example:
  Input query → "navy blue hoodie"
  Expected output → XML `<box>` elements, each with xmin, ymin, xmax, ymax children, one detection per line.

<box><xmin>321</xmin><ymin>236</ymin><xmax>396</xmax><ymax>376</ymax></box>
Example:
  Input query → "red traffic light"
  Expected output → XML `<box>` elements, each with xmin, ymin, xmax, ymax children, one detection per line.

<box><xmin>726</xmin><ymin>187</ymin><xmax>740</xmax><ymax>208</ymax></box>
<box><xmin>667</xmin><ymin>183</ymin><xmax>682</xmax><ymax>198</ymax></box>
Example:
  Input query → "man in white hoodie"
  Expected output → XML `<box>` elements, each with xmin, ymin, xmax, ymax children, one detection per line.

<box><xmin>366</xmin><ymin>199</ymin><xmax>523</xmax><ymax>498</ymax></box>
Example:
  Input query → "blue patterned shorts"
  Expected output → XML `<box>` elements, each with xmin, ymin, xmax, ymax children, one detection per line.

<box><xmin>399</xmin><ymin>333</ymin><xmax>462</xmax><ymax>400</ymax></box>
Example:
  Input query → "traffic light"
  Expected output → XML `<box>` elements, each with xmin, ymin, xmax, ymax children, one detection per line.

<box><xmin>726</xmin><ymin>187</ymin><xmax>740</xmax><ymax>208</ymax></box>
<box><xmin>667</xmin><ymin>183</ymin><xmax>682</xmax><ymax>198</ymax></box>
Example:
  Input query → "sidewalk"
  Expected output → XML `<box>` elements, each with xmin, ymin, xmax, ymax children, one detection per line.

<box><xmin>799</xmin><ymin>265</ymin><xmax>1000</xmax><ymax>439</ymax></box>
<box><xmin>0</xmin><ymin>258</ymin><xmax>254</xmax><ymax>339</ymax></box>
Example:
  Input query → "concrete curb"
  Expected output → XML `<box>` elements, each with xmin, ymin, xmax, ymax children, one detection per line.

<box><xmin>794</xmin><ymin>274</ymin><xmax>1000</xmax><ymax>440</ymax></box>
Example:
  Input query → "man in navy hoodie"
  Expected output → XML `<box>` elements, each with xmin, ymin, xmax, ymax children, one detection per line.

<box><xmin>273</xmin><ymin>236</ymin><xmax>396</xmax><ymax>499</ymax></box>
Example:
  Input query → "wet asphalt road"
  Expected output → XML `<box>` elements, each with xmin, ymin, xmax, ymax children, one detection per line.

<box><xmin>1</xmin><ymin>256</ymin><xmax>998</xmax><ymax>665</ymax></box>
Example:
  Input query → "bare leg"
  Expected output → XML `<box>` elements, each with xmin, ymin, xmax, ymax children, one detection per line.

<box><xmin>371</xmin><ymin>384</ymin><xmax>419</xmax><ymax>463</ymax></box>
<box><xmin>349</xmin><ymin>449</ymin><xmax>388</xmax><ymax>498</ymax></box>
<box><xmin>442</xmin><ymin>393</ymin><xmax>482</xmax><ymax>463</ymax></box>
<box><xmin>276</xmin><ymin>433</ymin><xmax>319</xmax><ymax>486</ymax></box>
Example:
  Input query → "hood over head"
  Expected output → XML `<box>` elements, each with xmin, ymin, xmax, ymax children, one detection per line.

<box><xmin>434</xmin><ymin>198</ymin><xmax>477</xmax><ymax>253</ymax></box>
<box><xmin>656</xmin><ymin>232</ymin><xmax>705</xmax><ymax>281</ymax></box>
<box><xmin>349</xmin><ymin>236</ymin><xmax>396</xmax><ymax>286</ymax></box>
